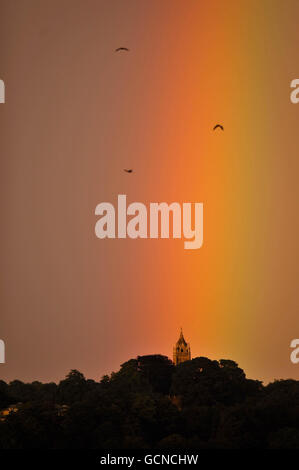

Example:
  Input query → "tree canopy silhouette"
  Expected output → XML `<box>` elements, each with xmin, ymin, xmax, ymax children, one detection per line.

<box><xmin>0</xmin><ymin>356</ymin><xmax>298</xmax><ymax>449</ymax></box>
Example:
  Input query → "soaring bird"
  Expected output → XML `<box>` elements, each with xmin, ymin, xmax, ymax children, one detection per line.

<box><xmin>124</xmin><ymin>169</ymin><xmax>133</xmax><ymax>173</ymax></box>
<box><xmin>115</xmin><ymin>47</ymin><xmax>129</xmax><ymax>52</ymax></box>
<box><xmin>213</xmin><ymin>124</ymin><xmax>224</xmax><ymax>131</ymax></box>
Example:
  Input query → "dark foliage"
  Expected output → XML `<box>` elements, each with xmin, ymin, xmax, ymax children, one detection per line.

<box><xmin>0</xmin><ymin>356</ymin><xmax>298</xmax><ymax>449</ymax></box>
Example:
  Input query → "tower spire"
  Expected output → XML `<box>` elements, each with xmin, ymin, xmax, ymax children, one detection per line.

<box><xmin>173</xmin><ymin>329</ymin><xmax>191</xmax><ymax>365</ymax></box>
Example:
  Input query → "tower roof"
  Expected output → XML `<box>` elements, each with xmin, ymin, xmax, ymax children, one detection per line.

<box><xmin>176</xmin><ymin>328</ymin><xmax>187</xmax><ymax>347</ymax></box>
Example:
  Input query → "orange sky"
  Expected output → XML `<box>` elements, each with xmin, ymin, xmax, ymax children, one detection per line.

<box><xmin>0</xmin><ymin>0</ymin><xmax>298</xmax><ymax>383</ymax></box>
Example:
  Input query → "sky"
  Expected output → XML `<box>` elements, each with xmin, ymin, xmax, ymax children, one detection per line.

<box><xmin>0</xmin><ymin>0</ymin><xmax>298</xmax><ymax>384</ymax></box>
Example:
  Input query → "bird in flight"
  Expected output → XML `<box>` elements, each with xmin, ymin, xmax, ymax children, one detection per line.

<box><xmin>115</xmin><ymin>47</ymin><xmax>129</xmax><ymax>52</ymax></box>
<box><xmin>213</xmin><ymin>124</ymin><xmax>224</xmax><ymax>131</ymax></box>
<box><xmin>124</xmin><ymin>169</ymin><xmax>133</xmax><ymax>173</ymax></box>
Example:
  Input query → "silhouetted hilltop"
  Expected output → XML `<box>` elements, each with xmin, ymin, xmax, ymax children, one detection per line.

<box><xmin>0</xmin><ymin>355</ymin><xmax>298</xmax><ymax>449</ymax></box>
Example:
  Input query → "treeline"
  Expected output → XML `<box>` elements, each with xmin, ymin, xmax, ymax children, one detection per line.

<box><xmin>0</xmin><ymin>355</ymin><xmax>299</xmax><ymax>449</ymax></box>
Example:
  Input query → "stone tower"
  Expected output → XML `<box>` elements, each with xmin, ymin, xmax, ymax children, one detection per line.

<box><xmin>173</xmin><ymin>329</ymin><xmax>191</xmax><ymax>365</ymax></box>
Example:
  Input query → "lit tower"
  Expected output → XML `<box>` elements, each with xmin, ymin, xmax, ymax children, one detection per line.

<box><xmin>173</xmin><ymin>329</ymin><xmax>191</xmax><ymax>365</ymax></box>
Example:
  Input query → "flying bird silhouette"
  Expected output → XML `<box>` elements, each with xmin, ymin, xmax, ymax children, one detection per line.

<box><xmin>213</xmin><ymin>124</ymin><xmax>224</xmax><ymax>131</ymax></box>
<box><xmin>115</xmin><ymin>47</ymin><xmax>129</xmax><ymax>52</ymax></box>
<box><xmin>124</xmin><ymin>169</ymin><xmax>133</xmax><ymax>173</ymax></box>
